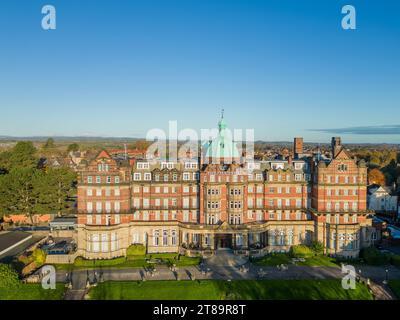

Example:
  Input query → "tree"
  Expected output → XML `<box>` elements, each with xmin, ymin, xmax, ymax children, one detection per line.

<box><xmin>38</xmin><ymin>167</ymin><xmax>76</xmax><ymax>216</ymax></box>
<box><xmin>0</xmin><ymin>141</ymin><xmax>37</xmax><ymax>172</ymax></box>
<box><xmin>67</xmin><ymin>143</ymin><xmax>79</xmax><ymax>153</ymax></box>
<box><xmin>368</xmin><ymin>168</ymin><xmax>386</xmax><ymax>186</ymax></box>
<box><xmin>0</xmin><ymin>264</ymin><xmax>20</xmax><ymax>289</ymax></box>
<box><xmin>43</xmin><ymin>138</ymin><xmax>55</xmax><ymax>149</ymax></box>
<box><xmin>0</xmin><ymin>168</ymin><xmax>42</xmax><ymax>223</ymax></box>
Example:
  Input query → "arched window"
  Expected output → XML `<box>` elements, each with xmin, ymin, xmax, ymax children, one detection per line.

<box><xmin>171</xmin><ymin>230</ymin><xmax>177</xmax><ymax>246</ymax></box>
<box><xmin>163</xmin><ymin>230</ymin><xmax>168</xmax><ymax>246</ymax></box>
<box><xmin>279</xmin><ymin>230</ymin><xmax>285</xmax><ymax>245</ymax></box>
<box><xmin>153</xmin><ymin>230</ymin><xmax>159</xmax><ymax>246</ymax></box>
<box><xmin>287</xmin><ymin>229</ymin><xmax>294</xmax><ymax>245</ymax></box>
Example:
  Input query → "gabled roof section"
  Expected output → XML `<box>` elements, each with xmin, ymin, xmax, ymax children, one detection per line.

<box><xmin>333</xmin><ymin>148</ymin><xmax>352</xmax><ymax>160</ymax></box>
<box><xmin>96</xmin><ymin>149</ymin><xmax>112</xmax><ymax>159</ymax></box>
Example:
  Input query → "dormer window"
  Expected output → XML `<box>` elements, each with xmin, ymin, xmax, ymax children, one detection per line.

<box><xmin>294</xmin><ymin>163</ymin><xmax>303</xmax><ymax>170</ymax></box>
<box><xmin>137</xmin><ymin>162</ymin><xmax>150</xmax><ymax>169</ymax></box>
<box><xmin>98</xmin><ymin>163</ymin><xmax>109</xmax><ymax>172</ymax></box>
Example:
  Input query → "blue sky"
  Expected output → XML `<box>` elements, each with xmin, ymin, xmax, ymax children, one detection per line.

<box><xmin>0</xmin><ymin>0</ymin><xmax>399</xmax><ymax>143</ymax></box>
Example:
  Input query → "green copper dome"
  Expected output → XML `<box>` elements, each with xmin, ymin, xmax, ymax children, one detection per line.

<box><xmin>204</xmin><ymin>113</ymin><xmax>240</xmax><ymax>159</ymax></box>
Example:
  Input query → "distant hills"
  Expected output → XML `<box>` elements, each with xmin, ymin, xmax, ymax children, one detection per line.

<box><xmin>0</xmin><ymin>136</ymin><xmax>398</xmax><ymax>148</ymax></box>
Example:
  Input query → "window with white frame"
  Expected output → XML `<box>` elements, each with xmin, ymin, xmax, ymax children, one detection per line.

<box><xmin>101</xmin><ymin>234</ymin><xmax>108</xmax><ymax>252</ymax></box>
<box><xmin>115</xmin><ymin>201</ymin><xmax>120</xmax><ymax>213</ymax></box>
<box><xmin>162</xmin><ymin>230</ymin><xmax>168</xmax><ymax>246</ymax></box>
<box><xmin>171</xmin><ymin>230</ymin><xmax>177</xmax><ymax>245</ymax></box>
<box><xmin>144</xmin><ymin>173</ymin><xmax>151</xmax><ymax>180</ymax></box>
<box><xmin>111</xmin><ymin>233</ymin><xmax>118</xmax><ymax>251</ymax></box>
<box><xmin>137</xmin><ymin>162</ymin><xmax>150</xmax><ymax>169</ymax></box>
<box><xmin>96</xmin><ymin>202</ymin><xmax>102</xmax><ymax>213</ymax></box>
<box><xmin>132</xmin><ymin>232</ymin><xmax>140</xmax><ymax>244</ymax></box>
<box><xmin>87</xmin><ymin>202</ymin><xmax>93</xmax><ymax>213</ymax></box>
<box><xmin>153</xmin><ymin>230</ymin><xmax>159</xmax><ymax>246</ymax></box>
<box><xmin>105</xmin><ymin>201</ymin><xmax>111</xmax><ymax>213</ymax></box>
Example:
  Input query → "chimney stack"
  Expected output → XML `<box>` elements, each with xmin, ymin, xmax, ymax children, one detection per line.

<box><xmin>331</xmin><ymin>137</ymin><xmax>342</xmax><ymax>158</ymax></box>
<box><xmin>293</xmin><ymin>137</ymin><xmax>303</xmax><ymax>159</ymax></box>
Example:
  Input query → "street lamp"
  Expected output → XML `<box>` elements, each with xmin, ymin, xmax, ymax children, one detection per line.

<box><xmin>383</xmin><ymin>269</ymin><xmax>389</xmax><ymax>284</ymax></box>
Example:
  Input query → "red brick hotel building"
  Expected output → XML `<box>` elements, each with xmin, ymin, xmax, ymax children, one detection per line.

<box><xmin>76</xmin><ymin>117</ymin><xmax>375</xmax><ymax>259</ymax></box>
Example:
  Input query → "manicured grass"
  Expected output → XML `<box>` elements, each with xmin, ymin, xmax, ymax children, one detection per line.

<box><xmin>55</xmin><ymin>253</ymin><xmax>200</xmax><ymax>271</ymax></box>
<box><xmin>252</xmin><ymin>253</ymin><xmax>338</xmax><ymax>267</ymax></box>
<box><xmin>0</xmin><ymin>283</ymin><xmax>65</xmax><ymax>300</ymax></box>
<box><xmin>88</xmin><ymin>280</ymin><xmax>373</xmax><ymax>300</ymax></box>
<box><xmin>251</xmin><ymin>253</ymin><xmax>291</xmax><ymax>266</ymax></box>
<box><xmin>297</xmin><ymin>255</ymin><xmax>339</xmax><ymax>267</ymax></box>
<box><xmin>388</xmin><ymin>280</ymin><xmax>400</xmax><ymax>299</ymax></box>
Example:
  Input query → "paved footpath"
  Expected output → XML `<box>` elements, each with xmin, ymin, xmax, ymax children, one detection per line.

<box><xmin>57</xmin><ymin>253</ymin><xmax>400</xmax><ymax>300</ymax></box>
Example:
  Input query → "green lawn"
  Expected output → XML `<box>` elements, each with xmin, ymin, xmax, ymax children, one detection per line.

<box><xmin>252</xmin><ymin>253</ymin><xmax>338</xmax><ymax>267</ymax></box>
<box><xmin>0</xmin><ymin>283</ymin><xmax>65</xmax><ymax>300</ymax></box>
<box><xmin>297</xmin><ymin>255</ymin><xmax>339</xmax><ymax>267</ymax></box>
<box><xmin>251</xmin><ymin>253</ymin><xmax>291</xmax><ymax>266</ymax></box>
<box><xmin>88</xmin><ymin>280</ymin><xmax>373</xmax><ymax>300</ymax></box>
<box><xmin>388</xmin><ymin>280</ymin><xmax>400</xmax><ymax>299</ymax></box>
<box><xmin>55</xmin><ymin>253</ymin><xmax>200</xmax><ymax>271</ymax></box>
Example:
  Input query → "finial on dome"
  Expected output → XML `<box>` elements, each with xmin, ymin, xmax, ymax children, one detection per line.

<box><xmin>221</xmin><ymin>108</ymin><xmax>224</xmax><ymax>119</ymax></box>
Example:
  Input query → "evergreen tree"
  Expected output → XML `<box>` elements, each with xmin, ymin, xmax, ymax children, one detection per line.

<box><xmin>0</xmin><ymin>141</ymin><xmax>37</xmax><ymax>173</ymax></box>
<box><xmin>39</xmin><ymin>167</ymin><xmax>76</xmax><ymax>216</ymax></box>
<box><xmin>67</xmin><ymin>143</ymin><xmax>79</xmax><ymax>153</ymax></box>
<box><xmin>0</xmin><ymin>168</ymin><xmax>42</xmax><ymax>223</ymax></box>
<box><xmin>43</xmin><ymin>138</ymin><xmax>55</xmax><ymax>149</ymax></box>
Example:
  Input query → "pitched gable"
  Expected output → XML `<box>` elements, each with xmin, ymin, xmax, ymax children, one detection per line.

<box><xmin>96</xmin><ymin>149</ymin><xmax>111</xmax><ymax>159</ymax></box>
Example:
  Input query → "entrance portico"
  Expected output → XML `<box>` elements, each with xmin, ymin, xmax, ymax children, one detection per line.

<box><xmin>215</xmin><ymin>233</ymin><xmax>232</xmax><ymax>249</ymax></box>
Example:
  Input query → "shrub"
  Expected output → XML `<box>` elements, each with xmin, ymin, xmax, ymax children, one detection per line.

<box><xmin>126</xmin><ymin>244</ymin><xmax>146</xmax><ymax>257</ymax></box>
<box><xmin>32</xmin><ymin>248</ymin><xmax>47</xmax><ymax>266</ymax></box>
<box><xmin>289</xmin><ymin>245</ymin><xmax>314</xmax><ymax>258</ymax></box>
<box><xmin>0</xmin><ymin>264</ymin><xmax>20</xmax><ymax>289</ymax></box>
<box><xmin>360</xmin><ymin>247</ymin><xmax>390</xmax><ymax>265</ymax></box>
<box><xmin>310</xmin><ymin>241</ymin><xmax>324</xmax><ymax>255</ymax></box>
<box><xmin>391</xmin><ymin>255</ymin><xmax>400</xmax><ymax>268</ymax></box>
<box><xmin>74</xmin><ymin>256</ymin><xmax>127</xmax><ymax>267</ymax></box>
<box><xmin>18</xmin><ymin>254</ymin><xmax>33</xmax><ymax>265</ymax></box>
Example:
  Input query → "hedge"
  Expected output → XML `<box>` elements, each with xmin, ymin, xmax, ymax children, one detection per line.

<box><xmin>126</xmin><ymin>244</ymin><xmax>146</xmax><ymax>257</ymax></box>
<box><xmin>289</xmin><ymin>245</ymin><xmax>314</xmax><ymax>258</ymax></box>
<box><xmin>360</xmin><ymin>247</ymin><xmax>391</xmax><ymax>265</ymax></box>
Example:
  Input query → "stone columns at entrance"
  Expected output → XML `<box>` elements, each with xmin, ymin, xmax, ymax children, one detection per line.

<box><xmin>243</xmin><ymin>233</ymin><xmax>248</xmax><ymax>249</ymax></box>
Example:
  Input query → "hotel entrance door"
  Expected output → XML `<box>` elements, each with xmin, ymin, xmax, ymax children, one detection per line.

<box><xmin>215</xmin><ymin>234</ymin><xmax>232</xmax><ymax>249</ymax></box>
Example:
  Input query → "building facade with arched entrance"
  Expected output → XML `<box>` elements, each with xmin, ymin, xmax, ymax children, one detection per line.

<box><xmin>75</xmin><ymin>117</ymin><xmax>376</xmax><ymax>259</ymax></box>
